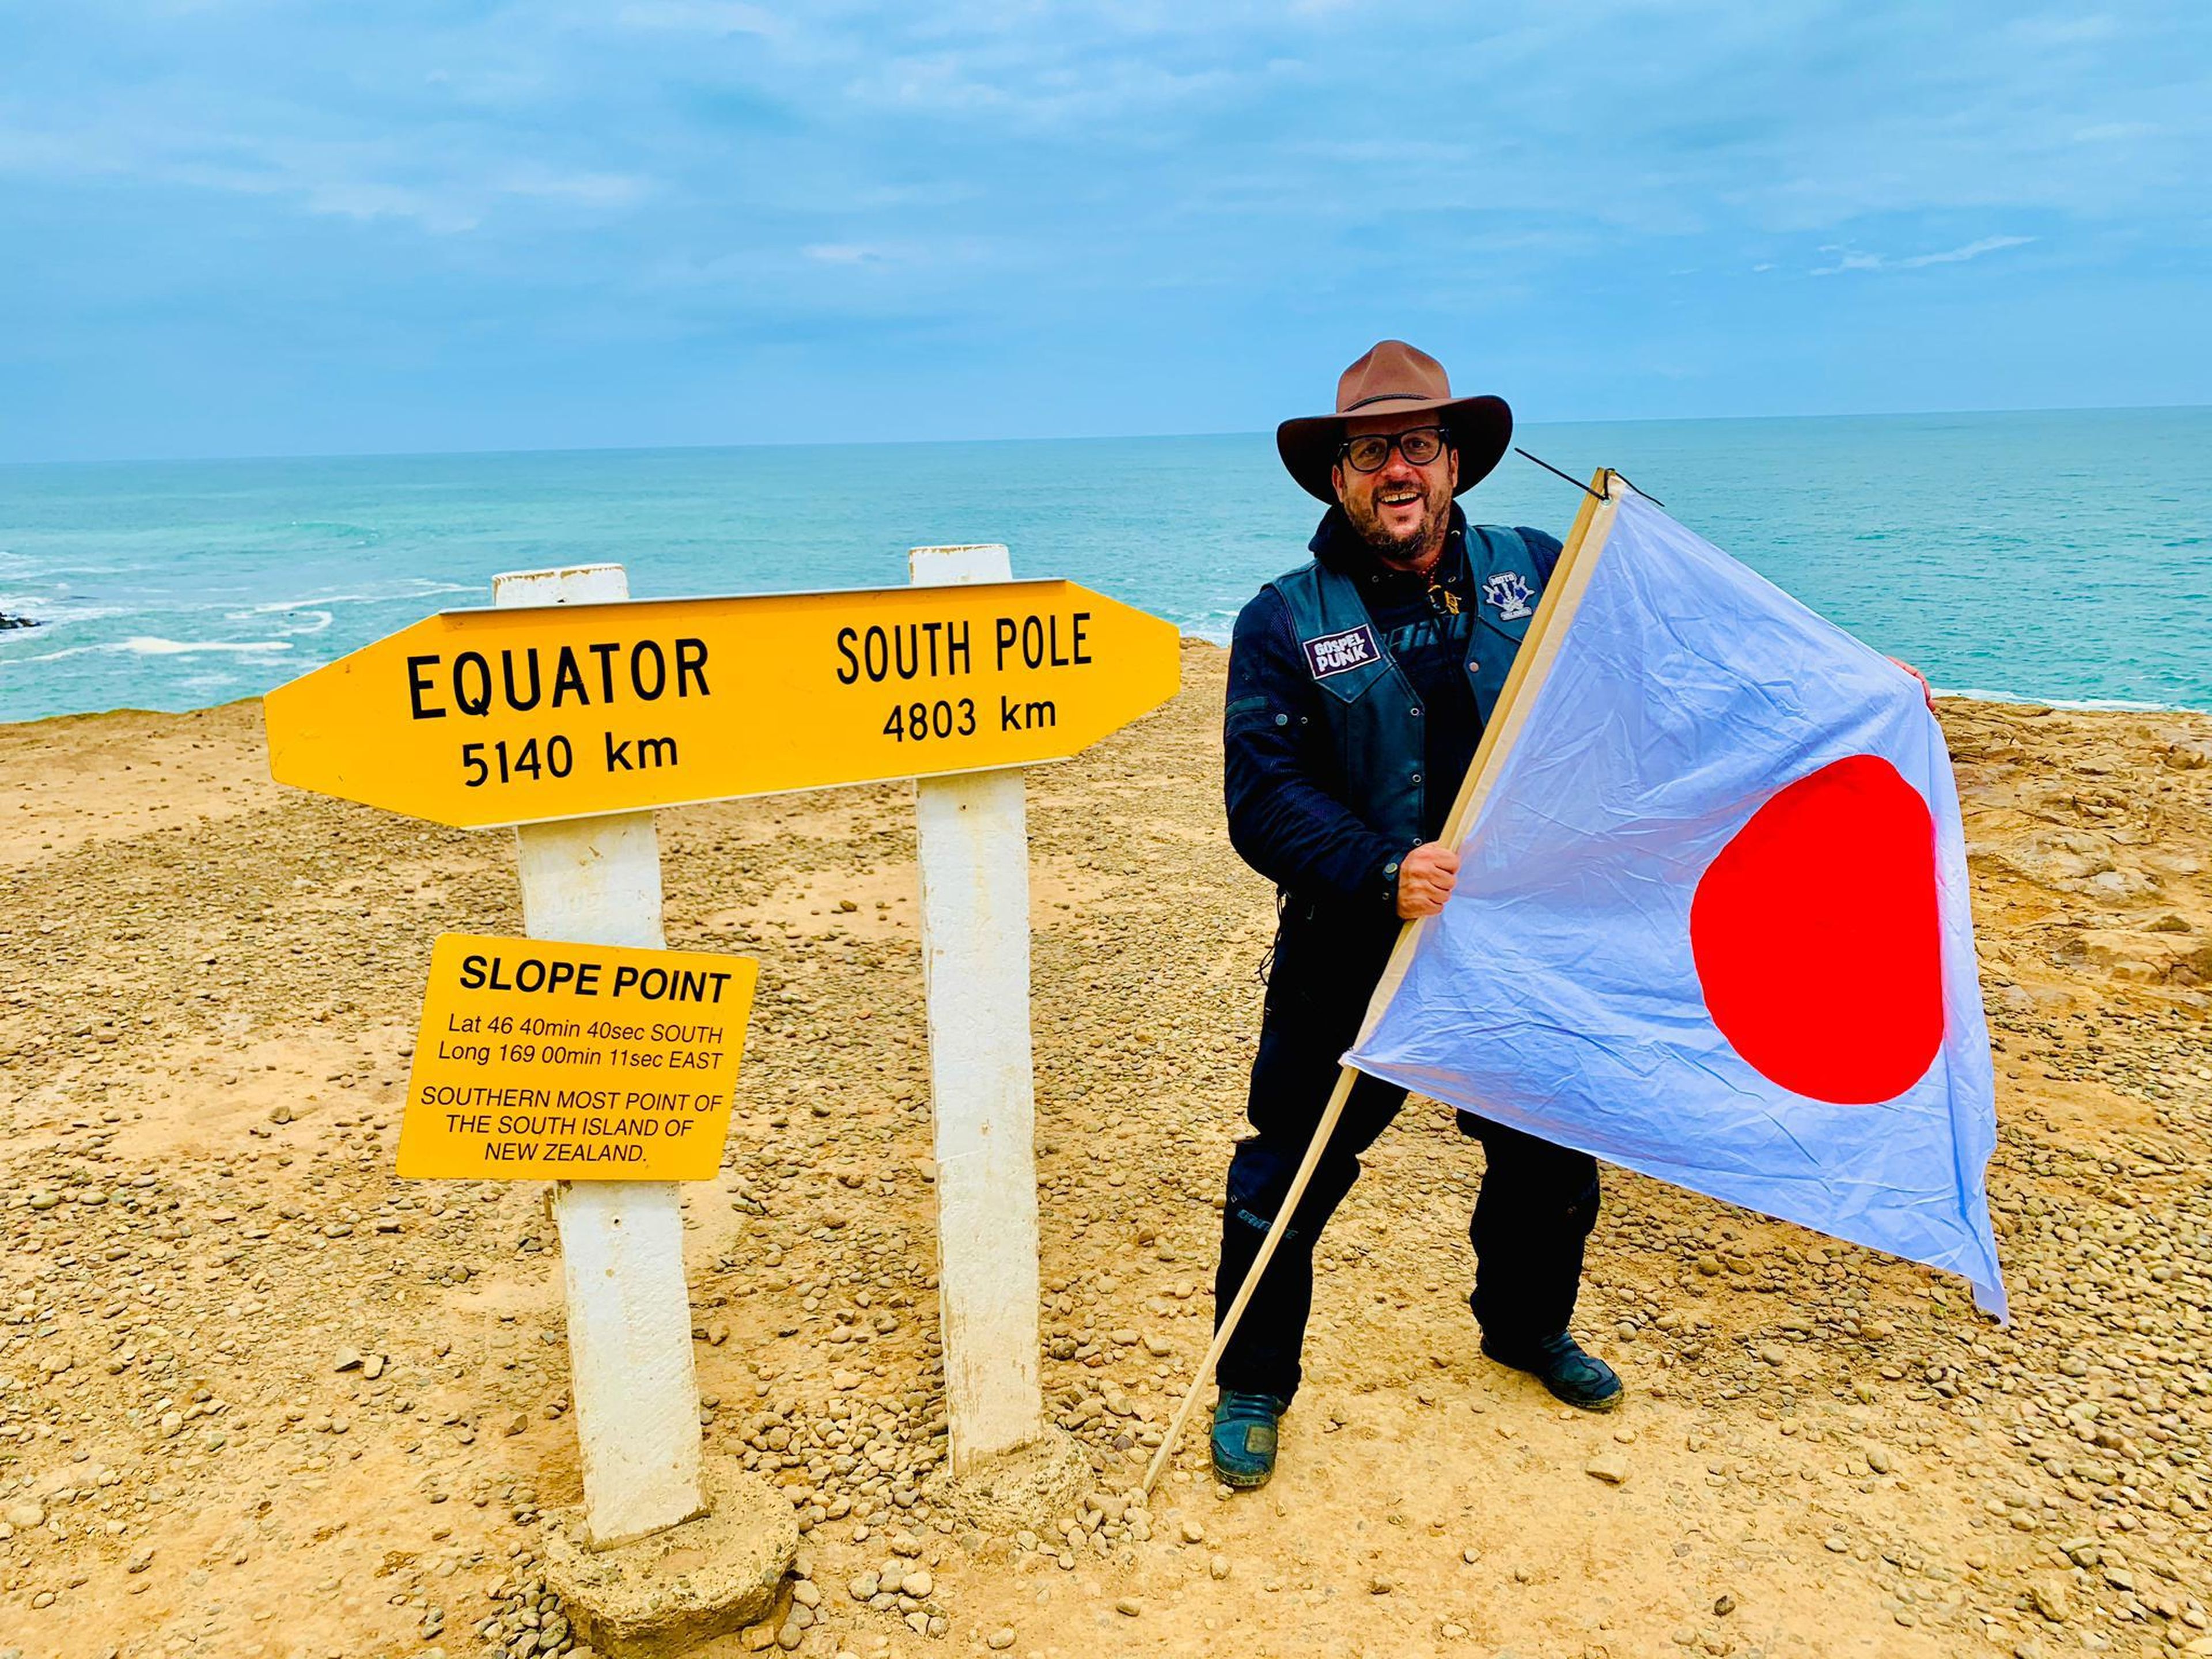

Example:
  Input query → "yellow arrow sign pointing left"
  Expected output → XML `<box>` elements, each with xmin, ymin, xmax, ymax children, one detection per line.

<box><xmin>264</xmin><ymin>579</ymin><xmax>1181</xmax><ymax>828</ymax></box>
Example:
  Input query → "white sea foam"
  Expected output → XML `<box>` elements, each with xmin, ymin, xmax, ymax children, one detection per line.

<box><xmin>228</xmin><ymin>607</ymin><xmax>335</xmax><ymax>634</ymax></box>
<box><xmin>0</xmin><ymin>637</ymin><xmax>296</xmax><ymax>668</ymax></box>
<box><xmin>0</xmin><ymin>599</ymin><xmax>125</xmax><ymax>626</ymax></box>
<box><xmin>1937</xmin><ymin>684</ymin><xmax>2200</xmax><ymax>715</ymax></box>
<box><xmin>128</xmin><ymin>637</ymin><xmax>294</xmax><ymax>654</ymax></box>
<box><xmin>217</xmin><ymin>584</ymin><xmax>475</xmax><ymax>634</ymax></box>
<box><xmin>233</xmin><ymin>583</ymin><xmax>474</xmax><ymax>614</ymax></box>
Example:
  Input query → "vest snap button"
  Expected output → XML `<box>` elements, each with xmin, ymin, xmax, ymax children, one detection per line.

<box><xmin>1274</xmin><ymin>713</ymin><xmax>1289</xmax><ymax>726</ymax></box>
<box><xmin>1411</xmin><ymin>772</ymin><xmax>1423</xmax><ymax>784</ymax></box>
<box><xmin>1409</xmin><ymin>705</ymin><xmax>1421</xmax><ymax>717</ymax></box>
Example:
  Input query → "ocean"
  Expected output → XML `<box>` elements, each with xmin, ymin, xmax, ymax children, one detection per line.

<box><xmin>2</xmin><ymin>407</ymin><xmax>2207</xmax><ymax>725</ymax></box>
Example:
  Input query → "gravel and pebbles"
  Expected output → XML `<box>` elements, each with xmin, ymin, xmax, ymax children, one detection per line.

<box><xmin>0</xmin><ymin>656</ymin><xmax>2207</xmax><ymax>1657</ymax></box>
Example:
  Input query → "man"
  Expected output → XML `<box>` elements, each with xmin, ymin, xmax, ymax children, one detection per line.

<box><xmin>1208</xmin><ymin>340</ymin><xmax>1616</xmax><ymax>1491</ymax></box>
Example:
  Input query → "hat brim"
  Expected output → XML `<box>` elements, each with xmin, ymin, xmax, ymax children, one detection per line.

<box><xmin>1276</xmin><ymin>394</ymin><xmax>1512</xmax><ymax>504</ymax></box>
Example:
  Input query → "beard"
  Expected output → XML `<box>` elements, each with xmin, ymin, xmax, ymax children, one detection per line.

<box><xmin>1343</xmin><ymin>474</ymin><xmax>1450</xmax><ymax>560</ymax></box>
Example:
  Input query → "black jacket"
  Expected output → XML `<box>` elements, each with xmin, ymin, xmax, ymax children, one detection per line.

<box><xmin>1223</xmin><ymin>506</ymin><xmax>1562</xmax><ymax>913</ymax></box>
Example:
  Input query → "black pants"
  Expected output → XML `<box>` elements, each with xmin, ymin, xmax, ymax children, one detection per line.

<box><xmin>1211</xmin><ymin>903</ymin><xmax>1601</xmax><ymax>1404</ymax></box>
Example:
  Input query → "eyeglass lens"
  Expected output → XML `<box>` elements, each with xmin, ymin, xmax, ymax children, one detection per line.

<box><xmin>1344</xmin><ymin>429</ymin><xmax>1446</xmax><ymax>472</ymax></box>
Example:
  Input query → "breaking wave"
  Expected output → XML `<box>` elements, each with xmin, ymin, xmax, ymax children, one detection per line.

<box><xmin>0</xmin><ymin>637</ymin><xmax>296</xmax><ymax>667</ymax></box>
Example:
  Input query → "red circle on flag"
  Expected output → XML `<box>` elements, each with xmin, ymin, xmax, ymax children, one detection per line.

<box><xmin>1690</xmin><ymin>754</ymin><xmax>1944</xmax><ymax>1104</ymax></box>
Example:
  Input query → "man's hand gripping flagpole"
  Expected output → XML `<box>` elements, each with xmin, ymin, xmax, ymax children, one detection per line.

<box><xmin>1143</xmin><ymin>472</ymin><xmax>1620</xmax><ymax>1496</ymax></box>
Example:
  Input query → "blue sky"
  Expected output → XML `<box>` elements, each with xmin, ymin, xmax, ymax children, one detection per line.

<box><xmin>3</xmin><ymin>2</ymin><xmax>2206</xmax><ymax>461</ymax></box>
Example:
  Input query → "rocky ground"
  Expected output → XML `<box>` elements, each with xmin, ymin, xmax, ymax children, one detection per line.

<box><xmin>1</xmin><ymin>644</ymin><xmax>2210</xmax><ymax>1659</ymax></box>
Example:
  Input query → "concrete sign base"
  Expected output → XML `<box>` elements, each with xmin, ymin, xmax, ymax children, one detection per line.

<box><xmin>542</xmin><ymin>1455</ymin><xmax>797</xmax><ymax>1659</ymax></box>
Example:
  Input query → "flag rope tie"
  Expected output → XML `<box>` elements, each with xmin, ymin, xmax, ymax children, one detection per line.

<box><xmin>1512</xmin><ymin>450</ymin><xmax>1665</xmax><ymax>509</ymax></box>
<box><xmin>1513</xmin><ymin>448</ymin><xmax>1611</xmax><ymax>501</ymax></box>
<box><xmin>1606</xmin><ymin>469</ymin><xmax>1665</xmax><ymax>506</ymax></box>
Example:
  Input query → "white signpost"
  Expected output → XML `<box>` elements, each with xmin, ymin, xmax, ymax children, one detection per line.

<box><xmin>267</xmin><ymin>550</ymin><xmax>1179</xmax><ymax>1563</ymax></box>
<box><xmin>910</xmin><ymin>545</ymin><xmax>1044</xmax><ymax>1474</ymax></box>
<box><xmin>498</xmin><ymin>563</ymin><xmax>709</xmax><ymax>1546</ymax></box>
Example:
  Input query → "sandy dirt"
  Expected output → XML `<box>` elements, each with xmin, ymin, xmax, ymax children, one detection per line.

<box><xmin>2</xmin><ymin>643</ymin><xmax>2211</xmax><ymax>1659</ymax></box>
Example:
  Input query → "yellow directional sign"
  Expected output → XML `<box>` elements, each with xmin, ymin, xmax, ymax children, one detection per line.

<box><xmin>264</xmin><ymin>581</ymin><xmax>1181</xmax><ymax>827</ymax></box>
<box><xmin>398</xmin><ymin>934</ymin><xmax>757</xmax><ymax>1181</ymax></box>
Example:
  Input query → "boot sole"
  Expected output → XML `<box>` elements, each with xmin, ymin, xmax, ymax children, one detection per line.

<box><xmin>1548</xmin><ymin>1383</ymin><xmax>1623</xmax><ymax>1413</ymax></box>
<box><xmin>1480</xmin><ymin>1346</ymin><xmax>1624</xmax><ymax>1412</ymax></box>
<box><xmin>1211</xmin><ymin>1459</ymin><xmax>1274</xmax><ymax>1490</ymax></box>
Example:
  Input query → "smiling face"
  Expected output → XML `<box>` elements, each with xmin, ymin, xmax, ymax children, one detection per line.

<box><xmin>1331</xmin><ymin>412</ymin><xmax>1459</xmax><ymax>568</ymax></box>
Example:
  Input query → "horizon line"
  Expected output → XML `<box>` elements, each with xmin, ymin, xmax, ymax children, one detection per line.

<box><xmin>3</xmin><ymin>398</ymin><xmax>2206</xmax><ymax>472</ymax></box>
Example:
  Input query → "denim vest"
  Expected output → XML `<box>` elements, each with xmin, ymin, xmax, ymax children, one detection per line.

<box><xmin>1264</xmin><ymin>526</ymin><xmax>1546</xmax><ymax>852</ymax></box>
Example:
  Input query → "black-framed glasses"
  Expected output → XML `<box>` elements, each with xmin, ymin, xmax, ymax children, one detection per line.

<box><xmin>1338</xmin><ymin>426</ymin><xmax>1451</xmax><ymax>473</ymax></box>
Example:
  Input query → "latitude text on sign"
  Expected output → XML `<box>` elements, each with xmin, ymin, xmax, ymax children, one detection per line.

<box><xmin>399</xmin><ymin>933</ymin><xmax>758</xmax><ymax>1181</ymax></box>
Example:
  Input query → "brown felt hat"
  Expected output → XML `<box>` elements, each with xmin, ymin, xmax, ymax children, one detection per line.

<box><xmin>1276</xmin><ymin>339</ymin><xmax>1512</xmax><ymax>504</ymax></box>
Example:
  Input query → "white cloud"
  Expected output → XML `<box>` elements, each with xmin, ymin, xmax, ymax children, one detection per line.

<box><xmin>1812</xmin><ymin>236</ymin><xmax>2032</xmax><ymax>276</ymax></box>
<box><xmin>0</xmin><ymin>97</ymin><xmax>653</xmax><ymax>236</ymax></box>
<box><xmin>1897</xmin><ymin>234</ymin><xmax>2035</xmax><ymax>268</ymax></box>
<box><xmin>1809</xmin><ymin>247</ymin><xmax>1885</xmax><ymax>277</ymax></box>
<box><xmin>495</xmin><ymin>168</ymin><xmax>652</xmax><ymax>209</ymax></box>
<box><xmin>300</xmin><ymin>179</ymin><xmax>482</xmax><ymax>234</ymax></box>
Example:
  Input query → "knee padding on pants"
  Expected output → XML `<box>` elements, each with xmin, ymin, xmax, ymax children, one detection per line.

<box><xmin>1225</xmin><ymin>1137</ymin><xmax>1361</xmax><ymax>1245</ymax></box>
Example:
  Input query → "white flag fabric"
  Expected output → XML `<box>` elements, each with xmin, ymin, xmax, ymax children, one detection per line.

<box><xmin>1347</xmin><ymin>489</ymin><xmax>2006</xmax><ymax>1316</ymax></box>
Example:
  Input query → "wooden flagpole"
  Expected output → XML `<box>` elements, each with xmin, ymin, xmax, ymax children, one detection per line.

<box><xmin>1142</xmin><ymin>470</ymin><xmax>1624</xmax><ymax>1495</ymax></box>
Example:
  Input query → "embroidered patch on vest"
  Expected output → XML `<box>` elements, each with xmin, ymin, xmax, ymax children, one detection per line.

<box><xmin>1482</xmin><ymin>571</ymin><xmax>1535</xmax><ymax>621</ymax></box>
<box><xmin>1301</xmin><ymin>623</ymin><xmax>1382</xmax><ymax>680</ymax></box>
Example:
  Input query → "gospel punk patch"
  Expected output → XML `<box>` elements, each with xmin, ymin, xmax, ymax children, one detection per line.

<box><xmin>1301</xmin><ymin>623</ymin><xmax>1382</xmax><ymax>680</ymax></box>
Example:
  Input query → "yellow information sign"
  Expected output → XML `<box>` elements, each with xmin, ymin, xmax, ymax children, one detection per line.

<box><xmin>264</xmin><ymin>580</ymin><xmax>1180</xmax><ymax>827</ymax></box>
<box><xmin>398</xmin><ymin>934</ymin><xmax>757</xmax><ymax>1181</ymax></box>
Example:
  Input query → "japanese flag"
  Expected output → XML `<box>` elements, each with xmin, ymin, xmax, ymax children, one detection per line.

<box><xmin>1347</xmin><ymin>486</ymin><xmax>2006</xmax><ymax>1316</ymax></box>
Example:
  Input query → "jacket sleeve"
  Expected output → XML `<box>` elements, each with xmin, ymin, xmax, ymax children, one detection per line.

<box><xmin>1222</xmin><ymin>588</ymin><xmax>1407</xmax><ymax>908</ymax></box>
<box><xmin>1520</xmin><ymin>526</ymin><xmax>1564</xmax><ymax>585</ymax></box>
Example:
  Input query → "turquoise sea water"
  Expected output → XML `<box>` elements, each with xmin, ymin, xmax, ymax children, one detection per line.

<box><xmin>2</xmin><ymin>408</ymin><xmax>2207</xmax><ymax>725</ymax></box>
